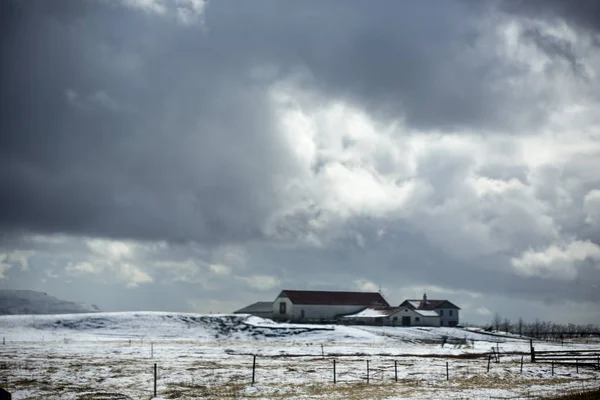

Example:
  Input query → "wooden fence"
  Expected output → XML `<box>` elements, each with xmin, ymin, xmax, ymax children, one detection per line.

<box><xmin>529</xmin><ymin>340</ymin><xmax>600</xmax><ymax>369</ymax></box>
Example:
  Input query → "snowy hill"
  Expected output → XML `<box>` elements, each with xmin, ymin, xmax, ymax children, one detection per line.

<box><xmin>0</xmin><ymin>312</ymin><xmax>375</xmax><ymax>342</ymax></box>
<box><xmin>0</xmin><ymin>289</ymin><xmax>100</xmax><ymax>315</ymax></box>
<box><xmin>0</xmin><ymin>311</ymin><xmax>514</xmax><ymax>346</ymax></box>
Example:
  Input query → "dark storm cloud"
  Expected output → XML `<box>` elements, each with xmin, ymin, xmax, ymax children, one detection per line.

<box><xmin>0</xmin><ymin>0</ymin><xmax>557</xmax><ymax>244</ymax></box>
<box><xmin>1</xmin><ymin>0</ymin><xmax>300</xmax><ymax>243</ymax></box>
<box><xmin>2</xmin><ymin>0</ymin><xmax>600</xmax><ymax>324</ymax></box>
<box><xmin>208</xmin><ymin>0</ymin><xmax>542</xmax><ymax>131</ymax></box>
<box><xmin>521</xmin><ymin>27</ymin><xmax>584</xmax><ymax>75</ymax></box>
<box><xmin>502</xmin><ymin>0</ymin><xmax>600</xmax><ymax>33</ymax></box>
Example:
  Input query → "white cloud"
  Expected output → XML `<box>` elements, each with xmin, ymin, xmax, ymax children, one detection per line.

<box><xmin>60</xmin><ymin>238</ymin><xmax>154</xmax><ymax>288</ymax></box>
<box><xmin>217</xmin><ymin>246</ymin><xmax>246</xmax><ymax>267</ymax></box>
<box><xmin>476</xmin><ymin>307</ymin><xmax>491</xmax><ymax>316</ymax></box>
<box><xmin>584</xmin><ymin>189</ymin><xmax>600</xmax><ymax>225</ymax></box>
<box><xmin>240</xmin><ymin>275</ymin><xmax>280</xmax><ymax>291</ymax></box>
<box><xmin>119</xmin><ymin>262</ymin><xmax>153</xmax><ymax>288</ymax></box>
<box><xmin>65</xmin><ymin>261</ymin><xmax>102</xmax><ymax>275</ymax></box>
<box><xmin>511</xmin><ymin>240</ymin><xmax>600</xmax><ymax>280</ymax></box>
<box><xmin>44</xmin><ymin>269</ymin><xmax>59</xmax><ymax>279</ymax></box>
<box><xmin>154</xmin><ymin>259</ymin><xmax>204</xmax><ymax>283</ymax></box>
<box><xmin>86</xmin><ymin>238</ymin><xmax>136</xmax><ymax>260</ymax></box>
<box><xmin>120</xmin><ymin>0</ymin><xmax>167</xmax><ymax>15</ymax></box>
<box><xmin>268</xmin><ymin>80</ymin><xmax>581</xmax><ymax>264</ymax></box>
<box><xmin>0</xmin><ymin>255</ymin><xmax>11</xmax><ymax>280</ymax></box>
<box><xmin>120</xmin><ymin>0</ymin><xmax>206</xmax><ymax>26</ymax></box>
<box><xmin>209</xmin><ymin>264</ymin><xmax>231</xmax><ymax>275</ymax></box>
<box><xmin>187</xmin><ymin>298</ymin><xmax>243</xmax><ymax>314</ymax></box>
<box><xmin>354</xmin><ymin>279</ymin><xmax>379</xmax><ymax>293</ymax></box>
<box><xmin>0</xmin><ymin>251</ymin><xmax>34</xmax><ymax>279</ymax></box>
<box><xmin>174</xmin><ymin>0</ymin><xmax>206</xmax><ymax>26</ymax></box>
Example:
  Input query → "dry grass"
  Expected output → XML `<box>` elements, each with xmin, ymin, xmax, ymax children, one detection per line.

<box><xmin>544</xmin><ymin>387</ymin><xmax>600</xmax><ymax>399</ymax></box>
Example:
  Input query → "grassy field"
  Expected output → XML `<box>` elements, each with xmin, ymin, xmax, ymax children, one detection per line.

<box><xmin>1</xmin><ymin>338</ymin><xmax>599</xmax><ymax>399</ymax></box>
<box><xmin>1</xmin><ymin>313</ymin><xmax>599</xmax><ymax>399</ymax></box>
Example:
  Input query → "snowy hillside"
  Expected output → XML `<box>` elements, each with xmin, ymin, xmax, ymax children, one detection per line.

<box><xmin>0</xmin><ymin>289</ymin><xmax>100</xmax><ymax>315</ymax></box>
<box><xmin>5</xmin><ymin>312</ymin><xmax>598</xmax><ymax>400</ymax></box>
<box><xmin>0</xmin><ymin>312</ymin><xmax>378</xmax><ymax>342</ymax></box>
<box><xmin>0</xmin><ymin>311</ymin><xmax>525</xmax><ymax>348</ymax></box>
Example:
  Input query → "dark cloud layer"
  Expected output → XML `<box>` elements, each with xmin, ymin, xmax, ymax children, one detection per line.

<box><xmin>1</xmin><ymin>0</ymin><xmax>599</xmax><ymax>324</ymax></box>
<box><xmin>0</xmin><ymin>0</ymin><xmax>565</xmax><ymax>243</ymax></box>
<box><xmin>1</xmin><ymin>0</ymin><xmax>297</xmax><ymax>243</ymax></box>
<box><xmin>503</xmin><ymin>0</ymin><xmax>600</xmax><ymax>33</ymax></box>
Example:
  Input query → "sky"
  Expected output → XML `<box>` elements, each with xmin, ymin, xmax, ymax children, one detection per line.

<box><xmin>1</xmin><ymin>0</ymin><xmax>600</xmax><ymax>325</ymax></box>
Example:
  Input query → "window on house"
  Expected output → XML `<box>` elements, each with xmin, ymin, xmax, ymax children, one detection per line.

<box><xmin>393</xmin><ymin>317</ymin><xmax>398</xmax><ymax>321</ymax></box>
<box><xmin>439</xmin><ymin>310</ymin><xmax>444</xmax><ymax>316</ymax></box>
<box><xmin>279</xmin><ymin>302</ymin><xmax>286</xmax><ymax>314</ymax></box>
<box><xmin>300</xmin><ymin>309</ymin><xmax>305</xmax><ymax>319</ymax></box>
<box><xmin>415</xmin><ymin>317</ymin><xmax>420</xmax><ymax>322</ymax></box>
<box><xmin>449</xmin><ymin>310</ymin><xmax>453</xmax><ymax>316</ymax></box>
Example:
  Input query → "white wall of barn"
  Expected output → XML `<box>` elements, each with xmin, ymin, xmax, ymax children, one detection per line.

<box><xmin>291</xmin><ymin>304</ymin><xmax>365</xmax><ymax>320</ymax></box>
<box><xmin>272</xmin><ymin>296</ymin><xmax>294</xmax><ymax>320</ymax></box>
<box><xmin>271</xmin><ymin>296</ymin><xmax>366</xmax><ymax>321</ymax></box>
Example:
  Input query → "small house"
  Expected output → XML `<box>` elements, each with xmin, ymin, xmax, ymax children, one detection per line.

<box><xmin>399</xmin><ymin>293</ymin><xmax>460</xmax><ymax>326</ymax></box>
<box><xmin>342</xmin><ymin>306</ymin><xmax>440</xmax><ymax>326</ymax></box>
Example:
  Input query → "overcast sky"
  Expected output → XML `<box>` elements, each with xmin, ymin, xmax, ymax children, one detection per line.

<box><xmin>1</xmin><ymin>0</ymin><xmax>600</xmax><ymax>325</ymax></box>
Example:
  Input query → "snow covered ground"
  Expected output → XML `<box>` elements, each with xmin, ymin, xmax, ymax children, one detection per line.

<box><xmin>1</xmin><ymin>312</ymin><xmax>598</xmax><ymax>399</ymax></box>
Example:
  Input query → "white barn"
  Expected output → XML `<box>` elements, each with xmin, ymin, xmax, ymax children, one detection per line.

<box><xmin>272</xmin><ymin>290</ymin><xmax>389</xmax><ymax>323</ymax></box>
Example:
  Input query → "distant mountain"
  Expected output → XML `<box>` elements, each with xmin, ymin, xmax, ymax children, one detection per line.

<box><xmin>0</xmin><ymin>290</ymin><xmax>100</xmax><ymax>315</ymax></box>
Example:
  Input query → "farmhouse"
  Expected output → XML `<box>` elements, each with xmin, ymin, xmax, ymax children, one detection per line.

<box><xmin>272</xmin><ymin>290</ymin><xmax>389</xmax><ymax>323</ymax></box>
<box><xmin>399</xmin><ymin>293</ymin><xmax>460</xmax><ymax>327</ymax></box>
<box><xmin>234</xmin><ymin>290</ymin><xmax>460</xmax><ymax>327</ymax></box>
<box><xmin>341</xmin><ymin>306</ymin><xmax>440</xmax><ymax>326</ymax></box>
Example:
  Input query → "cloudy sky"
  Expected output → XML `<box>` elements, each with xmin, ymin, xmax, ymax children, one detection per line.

<box><xmin>1</xmin><ymin>0</ymin><xmax>600</xmax><ymax>325</ymax></box>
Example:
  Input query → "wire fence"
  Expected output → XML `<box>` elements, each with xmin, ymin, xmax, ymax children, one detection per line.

<box><xmin>1</xmin><ymin>340</ymin><xmax>600</xmax><ymax>399</ymax></box>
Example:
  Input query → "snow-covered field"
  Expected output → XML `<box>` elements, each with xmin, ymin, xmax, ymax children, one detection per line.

<box><xmin>1</xmin><ymin>312</ymin><xmax>598</xmax><ymax>399</ymax></box>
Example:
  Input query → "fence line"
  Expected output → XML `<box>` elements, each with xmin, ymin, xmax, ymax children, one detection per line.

<box><xmin>2</xmin><ymin>341</ymin><xmax>600</xmax><ymax>399</ymax></box>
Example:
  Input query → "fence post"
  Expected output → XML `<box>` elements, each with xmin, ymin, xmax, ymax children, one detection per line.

<box><xmin>333</xmin><ymin>360</ymin><xmax>336</xmax><ymax>384</ymax></box>
<box><xmin>487</xmin><ymin>354</ymin><xmax>491</xmax><ymax>373</ymax></box>
<box><xmin>576</xmin><ymin>360</ymin><xmax>578</xmax><ymax>374</ymax></box>
<box><xmin>366</xmin><ymin>360</ymin><xmax>370</xmax><ymax>384</ymax></box>
<box><xmin>153</xmin><ymin>363</ymin><xmax>157</xmax><ymax>398</ymax></box>
<box><xmin>321</xmin><ymin>344</ymin><xmax>324</xmax><ymax>359</ymax></box>
<box><xmin>252</xmin><ymin>355</ymin><xmax>256</xmax><ymax>385</ymax></box>
<box><xmin>394</xmin><ymin>360</ymin><xmax>398</xmax><ymax>383</ymax></box>
<box><xmin>530</xmin><ymin>339</ymin><xmax>535</xmax><ymax>363</ymax></box>
<box><xmin>446</xmin><ymin>361</ymin><xmax>449</xmax><ymax>381</ymax></box>
<box><xmin>520</xmin><ymin>356</ymin><xmax>523</xmax><ymax>374</ymax></box>
<box><xmin>551</xmin><ymin>361</ymin><xmax>554</xmax><ymax>376</ymax></box>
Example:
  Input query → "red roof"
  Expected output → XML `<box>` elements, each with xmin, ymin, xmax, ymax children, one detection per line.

<box><xmin>279</xmin><ymin>290</ymin><xmax>389</xmax><ymax>307</ymax></box>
